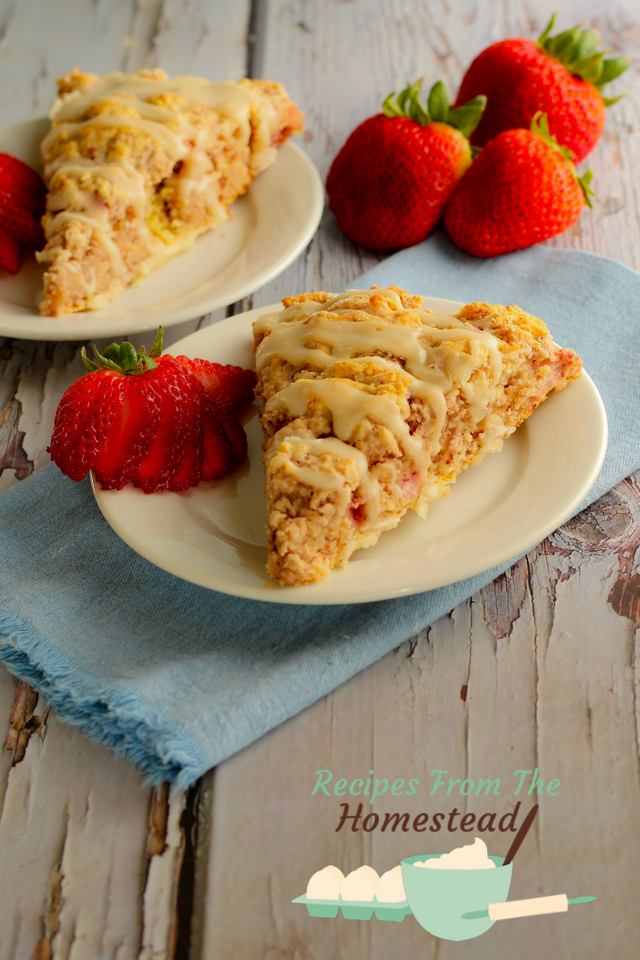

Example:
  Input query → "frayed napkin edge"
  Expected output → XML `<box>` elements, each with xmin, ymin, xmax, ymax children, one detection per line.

<box><xmin>0</xmin><ymin>611</ymin><xmax>204</xmax><ymax>789</ymax></box>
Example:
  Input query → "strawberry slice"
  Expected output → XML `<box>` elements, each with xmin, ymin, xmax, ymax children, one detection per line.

<box><xmin>218</xmin><ymin>412</ymin><xmax>248</xmax><ymax>463</ymax></box>
<box><xmin>93</xmin><ymin>376</ymin><xmax>163</xmax><ymax>490</ymax></box>
<box><xmin>49</xmin><ymin>370</ymin><xmax>127</xmax><ymax>482</ymax></box>
<box><xmin>133</xmin><ymin>357</ymin><xmax>202</xmax><ymax>493</ymax></box>
<box><xmin>201</xmin><ymin>400</ymin><xmax>233</xmax><ymax>480</ymax></box>
<box><xmin>0</xmin><ymin>189</ymin><xmax>44</xmax><ymax>250</ymax></box>
<box><xmin>0</xmin><ymin>226</ymin><xmax>23</xmax><ymax>274</ymax></box>
<box><xmin>170</xmin><ymin>372</ymin><xmax>209</xmax><ymax>492</ymax></box>
<box><xmin>0</xmin><ymin>153</ymin><xmax>47</xmax><ymax>202</ymax></box>
<box><xmin>174</xmin><ymin>356</ymin><xmax>255</xmax><ymax>413</ymax></box>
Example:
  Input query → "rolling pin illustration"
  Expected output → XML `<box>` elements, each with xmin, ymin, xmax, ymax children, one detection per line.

<box><xmin>463</xmin><ymin>894</ymin><xmax>596</xmax><ymax>921</ymax></box>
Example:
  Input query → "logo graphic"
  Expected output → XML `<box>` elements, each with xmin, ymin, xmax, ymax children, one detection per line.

<box><xmin>292</xmin><ymin>805</ymin><xmax>596</xmax><ymax>942</ymax></box>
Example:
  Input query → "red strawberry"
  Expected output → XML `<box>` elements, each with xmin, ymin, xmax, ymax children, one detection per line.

<box><xmin>50</xmin><ymin>327</ymin><xmax>248</xmax><ymax>492</ymax></box>
<box><xmin>443</xmin><ymin>113</ymin><xmax>593</xmax><ymax>258</ymax></box>
<box><xmin>0</xmin><ymin>226</ymin><xmax>23</xmax><ymax>274</ymax></box>
<box><xmin>0</xmin><ymin>190</ymin><xmax>45</xmax><ymax>250</ymax></box>
<box><xmin>0</xmin><ymin>153</ymin><xmax>47</xmax><ymax>202</ymax></box>
<box><xmin>49</xmin><ymin>371</ymin><xmax>127</xmax><ymax>481</ymax></box>
<box><xmin>94</xmin><ymin>376</ymin><xmax>163</xmax><ymax>490</ymax></box>
<box><xmin>132</xmin><ymin>357</ymin><xmax>201</xmax><ymax>493</ymax></box>
<box><xmin>175</xmin><ymin>356</ymin><xmax>255</xmax><ymax>413</ymax></box>
<box><xmin>201</xmin><ymin>402</ymin><xmax>233</xmax><ymax>480</ymax></box>
<box><xmin>456</xmin><ymin>15</ymin><xmax>630</xmax><ymax>163</ymax></box>
<box><xmin>325</xmin><ymin>80</ymin><xmax>486</xmax><ymax>251</ymax></box>
<box><xmin>218</xmin><ymin>413</ymin><xmax>248</xmax><ymax>463</ymax></box>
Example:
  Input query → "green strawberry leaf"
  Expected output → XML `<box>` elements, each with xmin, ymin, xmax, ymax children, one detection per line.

<box><xmin>530</xmin><ymin>111</ymin><xmax>596</xmax><ymax>207</ymax></box>
<box><xmin>601</xmin><ymin>93</ymin><xmax>625</xmax><ymax>107</ymax></box>
<box><xmin>102</xmin><ymin>343</ymin><xmax>122</xmax><ymax>364</ymax></box>
<box><xmin>118</xmin><ymin>342</ymin><xmax>138</xmax><ymax>372</ymax></box>
<box><xmin>571</xmin><ymin>28</ymin><xmax>600</xmax><ymax>62</ymax></box>
<box><xmin>149</xmin><ymin>326</ymin><xmax>164</xmax><ymax>358</ymax></box>
<box><xmin>82</xmin><ymin>328</ymin><xmax>163</xmax><ymax>375</ymax></box>
<box><xmin>382</xmin><ymin>92</ymin><xmax>404</xmax><ymax>118</ymax></box>
<box><xmin>427</xmin><ymin>80</ymin><xmax>449</xmax><ymax>123</ymax></box>
<box><xmin>577</xmin><ymin>168</ymin><xmax>596</xmax><ymax>209</ymax></box>
<box><xmin>380</xmin><ymin>79</ymin><xmax>485</xmax><ymax>135</ymax></box>
<box><xmin>92</xmin><ymin>347</ymin><xmax>125</xmax><ymax>374</ymax></box>
<box><xmin>537</xmin><ymin>13</ymin><xmax>556</xmax><ymax>46</ymax></box>
<box><xmin>81</xmin><ymin>347</ymin><xmax>100</xmax><ymax>374</ymax></box>
<box><xmin>447</xmin><ymin>95</ymin><xmax>487</xmax><ymax>136</ymax></box>
<box><xmin>538</xmin><ymin>17</ymin><xmax>629</xmax><ymax>91</ymax></box>
<box><xmin>595</xmin><ymin>56</ymin><xmax>631</xmax><ymax>89</ymax></box>
<box><xmin>570</xmin><ymin>52</ymin><xmax>605</xmax><ymax>84</ymax></box>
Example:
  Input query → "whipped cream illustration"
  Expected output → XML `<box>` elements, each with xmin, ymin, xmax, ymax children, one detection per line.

<box><xmin>414</xmin><ymin>837</ymin><xmax>496</xmax><ymax>870</ymax></box>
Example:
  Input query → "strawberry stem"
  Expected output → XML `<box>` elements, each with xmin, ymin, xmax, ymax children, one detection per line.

<box><xmin>530</xmin><ymin>112</ymin><xmax>596</xmax><ymax>207</ymax></box>
<box><xmin>382</xmin><ymin>79</ymin><xmax>486</xmax><ymax>136</ymax></box>
<box><xmin>537</xmin><ymin>14</ymin><xmax>629</xmax><ymax>96</ymax></box>
<box><xmin>80</xmin><ymin>326</ymin><xmax>164</xmax><ymax>376</ymax></box>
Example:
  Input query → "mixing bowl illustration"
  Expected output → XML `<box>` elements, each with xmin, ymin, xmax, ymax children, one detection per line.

<box><xmin>401</xmin><ymin>854</ymin><xmax>513</xmax><ymax>941</ymax></box>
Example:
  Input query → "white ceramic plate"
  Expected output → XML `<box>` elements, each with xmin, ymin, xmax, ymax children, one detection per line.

<box><xmin>0</xmin><ymin>118</ymin><xmax>324</xmax><ymax>341</ymax></box>
<box><xmin>92</xmin><ymin>298</ymin><xmax>608</xmax><ymax>605</ymax></box>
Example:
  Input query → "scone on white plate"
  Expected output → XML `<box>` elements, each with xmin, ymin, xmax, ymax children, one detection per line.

<box><xmin>37</xmin><ymin>68</ymin><xmax>304</xmax><ymax>315</ymax></box>
<box><xmin>253</xmin><ymin>285</ymin><xmax>582</xmax><ymax>586</ymax></box>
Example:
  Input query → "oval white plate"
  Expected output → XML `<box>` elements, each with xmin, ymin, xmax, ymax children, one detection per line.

<box><xmin>92</xmin><ymin>298</ymin><xmax>608</xmax><ymax>605</ymax></box>
<box><xmin>0</xmin><ymin>118</ymin><xmax>324</xmax><ymax>341</ymax></box>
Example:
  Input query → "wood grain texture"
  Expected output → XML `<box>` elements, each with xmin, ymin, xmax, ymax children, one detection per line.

<box><xmin>0</xmin><ymin>0</ymin><xmax>638</xmax><ymax>958</ymax></box>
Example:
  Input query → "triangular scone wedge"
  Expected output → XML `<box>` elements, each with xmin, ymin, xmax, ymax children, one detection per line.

<box><xmin>253</xmin><ymin>286</ymin><xmax>582</xmax><ymax>586</ymax></box>
<box><xmin>37</xmin><ymin>69</ymin><xmax>304</xmax><ymax>316</ymax></box>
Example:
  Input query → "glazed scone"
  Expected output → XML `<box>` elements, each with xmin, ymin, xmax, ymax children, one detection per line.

<box><xmin>37</xmin><ymin>69</ymin><xmax>304</xmax><ymax>315</ymax></box>
<box><xmin>253</xmin><ymin>286</ymin><xmax>582</xmax><ymax>586</ymax></box>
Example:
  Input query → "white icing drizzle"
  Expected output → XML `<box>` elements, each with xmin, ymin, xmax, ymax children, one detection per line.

<box><xmin>257</xmin><ymin>288</ymin><xmax>509</xmax><ymax>526</ymax></box>
<box><xmin>267</xmin><ymin>436</ymin><xmax>369</xmax><ymax>505</ymax></box>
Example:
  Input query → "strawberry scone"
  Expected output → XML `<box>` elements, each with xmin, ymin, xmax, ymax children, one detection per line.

<box><xmin>37</xmin><ymin>68</ymin><xmax>304</xmax><ymax>315</ymax></box>
<box><xmin>253</xmin><ymin>286</ymin><xmax>582</xmax><ymax>586</ymax></box>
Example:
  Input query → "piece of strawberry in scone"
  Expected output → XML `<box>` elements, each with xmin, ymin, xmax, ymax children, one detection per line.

<box><xmin>253</xmin><ymin>286</ymin><xmax>582</xmax><ymax>586</ymax></box>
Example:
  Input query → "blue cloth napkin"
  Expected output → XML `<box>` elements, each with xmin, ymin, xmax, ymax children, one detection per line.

<box><xmin>1</xmin><ymin>234</ymin><xmax>639</xmax><ymax>788</ymax></box>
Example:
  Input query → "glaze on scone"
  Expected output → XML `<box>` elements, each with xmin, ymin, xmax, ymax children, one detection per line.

<box><xmin>38</xmin><ymin>69</ymin><xmax>304</xmax><ymax>315</ymax></box>
<box><xmin>253</xmin><ymin>286</ymin><xmax>582</xmax><ymax>586</ymax></box>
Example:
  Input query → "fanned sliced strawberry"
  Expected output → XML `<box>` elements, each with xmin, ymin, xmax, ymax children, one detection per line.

<box><xmin>93</xmin><ymin>376</ymin><xmax>163</xmax><ymax>490</ymax></box>
<box><xmin>0</xmin><ymin>226</ymin><xmax>23</xmax><ymax>275</ymax></box>
<box><xmin>201</xmin><ymin>400</ymin><xmax>233</xmax><ymax>480</ymax></box>
<box><xmin>0</xmin><ymin>189</ymin><xmax>44</xmax><ymax>250</ymax></box>
<box><xmin>170</xmin><ymin>371</ymin><xmax>209</xmax><ymax>491</ymax></box>
<box><xmin>133</xmin><ymin>357</ymin><xmax>201</xmax><ymax>493</ymax></box>
<box><xmin>49</xmin><ymin>370</ymin><xmax>127</xmax><ymax>482</ymax></box>
<box><xmin>0</xmin><ymin>153</ymin><xmax>47</xmax><ymax>201</ymax></box>
<box><xmin>174</xmin><ymin>355</ymin><xmax>256</xmax><ymax>413</ymax></box>
<box><xmin>218</xmin><ymin>412</ymin><xmax>248</xmax><ymax>463</ymax></box>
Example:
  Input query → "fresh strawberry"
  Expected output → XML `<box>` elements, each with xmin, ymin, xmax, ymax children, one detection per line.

<box><xmin>443</xmin><ymin>113</ymin><xmax>593</xmax><ymax>258</ymax></box>
<box><xmin>0</xmin><ymin>190</ymin><xmax>45</xmax><ymax>250</ymax></box>
<box><xmin>0</xmin><ymin>226</ymin><xmax>23</xmax><ymax>274</ymax></box>
<box><xmin>325</xmin><ymin>80</ymin><xmax>486</xmax><ymax>251</ymax></box>
<box><xmin>218</xmin><ymin>412</ymin><xmax>248</xmax><ymax>463</ymax></box>
<box><xmin>94</xmin><ymin>377</ymin><xmax>163</xmax><ymax>490</ymax></box>
<box><xmin>131</xmin><ymin>357</ymin><xmax>199</xmax><ymax>493</ymax></box>
<box><xmin>0</xmin><ymin>153</ymin><xmax>47</xmax><ymax>202</ymax></box>
<box><xmin>50</xmin><ymin>327</ymin><xmax>249</xmax><ymax>492</ymax></box>
<box><xmin>456</xmin><ymin>15</ymin><xmax>630</xmax><ymax>163</ymax></box>
<box><xmin>175</xmin><ymin>355</ymin><xmax>256</xmax><ymax>413</ymax></box>
<box><xmin>201</xmin><ymin>402</ymin><xmax>233</xmax><ymax>480</ymax></box>
<box><xmin>49</xmin><ymin>371</ymin><xmax>127</xmax><ymax>481</ymax></box>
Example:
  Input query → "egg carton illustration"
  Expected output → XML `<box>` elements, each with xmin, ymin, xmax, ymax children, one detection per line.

<box><xmin>292</xmin><ymin>894</ymin><xmax>412</xmax><ymax>922</ymax></box>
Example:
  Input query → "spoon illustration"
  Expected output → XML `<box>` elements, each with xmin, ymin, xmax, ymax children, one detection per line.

<box><xmin>503</xmin><ymin>803</ymin><xmax>538</xmax><ymax>866</ymax></box>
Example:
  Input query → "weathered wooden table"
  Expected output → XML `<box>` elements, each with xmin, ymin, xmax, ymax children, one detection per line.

<box><xmin>0</xmin><ymin>2</ymin><xmax>638</xmax><ymax>958</ymax></box>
